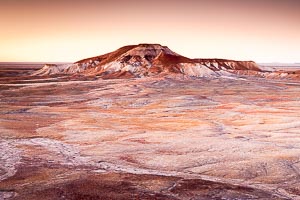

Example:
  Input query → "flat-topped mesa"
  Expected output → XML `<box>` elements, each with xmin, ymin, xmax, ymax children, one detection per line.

<box><xmin>32</xmin><ymin>43</ymin><xmax>263</xmax><ymax>78</ymax></box>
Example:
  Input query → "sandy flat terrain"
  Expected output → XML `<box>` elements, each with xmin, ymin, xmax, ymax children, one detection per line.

<box><xmin>1</xmin><ymin>72</ymin><xmax>300</xmax><ymax>199</ymax></box>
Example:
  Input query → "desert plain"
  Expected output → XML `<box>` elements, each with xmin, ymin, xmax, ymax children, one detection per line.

<box><xmin>1</xmin><ymin>64</ymin><xmax>300</xmax><ymax>199</ymax></box>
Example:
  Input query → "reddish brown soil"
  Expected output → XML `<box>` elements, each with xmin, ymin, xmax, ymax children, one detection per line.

<box><xmin>1</xmin><ymin>65</ymin><xmax>300</xmax><ymax>199</ymax></box>
<box><xmin>0</xmin><ymin>163</ymin><xmax>281</xmax><ymax>200</ymax></box>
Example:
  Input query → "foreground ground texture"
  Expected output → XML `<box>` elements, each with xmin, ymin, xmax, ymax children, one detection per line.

<box><xmin>1</xmin><ymin>74</ymin><xmax>300</xmax><ymax>199</ymax></box>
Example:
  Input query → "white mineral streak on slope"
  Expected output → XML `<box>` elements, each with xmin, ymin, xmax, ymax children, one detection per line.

<box><xmin>63</xmin><ymin>63</ymin><xmax>87</xmax><ymax>74</ymax></box>
<box><xmin>0</xmin><ymin>140</ymin><xmax>22</xmax><ymax>181</ymax></box>
<box><xmin>0</xmin><ymin>137</ymin><xmax>91</xmax><ymax>182</ymax></box>
<box><xmin>181</xmin><ymin>64</ymin><xmax>217</xmax><ymax>77</ymax></box>
<box><xmin>212</xmin><ymin>62</ymin><xmax>219</xmax><ymax>69</ymax></box>
<box><xmin>0</xmin><ymin>191</ymin><xmax>16</xmax><ymax>200</ymax></box>
<box><xmin>102</xmin><ymin>61</ymin><xmax>122</xmax><ymax>71</ymax></box>
<box><xmin>17</xmin><ymin>138</ymin><xmax>91</xmax><ymax>166</ymax></box>
<box><xmin>122</xmin><ymin>64</ymin><xmax>136</xmax><ymax>73</ymax></box>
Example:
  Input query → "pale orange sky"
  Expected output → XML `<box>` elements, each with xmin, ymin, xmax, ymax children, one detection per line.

<box><xmin>0</xmin><ymin>0</ymin><xmax>299</xmax><ymax>62</ymax></box>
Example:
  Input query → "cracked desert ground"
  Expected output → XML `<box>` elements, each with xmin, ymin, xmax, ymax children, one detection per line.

<box><xmin>1</xmin><ymin>72</ymin><xmax>300</xmax><ymax>199</ymax></box>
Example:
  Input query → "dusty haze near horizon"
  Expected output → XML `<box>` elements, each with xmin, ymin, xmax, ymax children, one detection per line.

<box><xmin>0</xmin><ymin>0</ymin><xmax>300</xmax><ymax>63</ymax></box>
